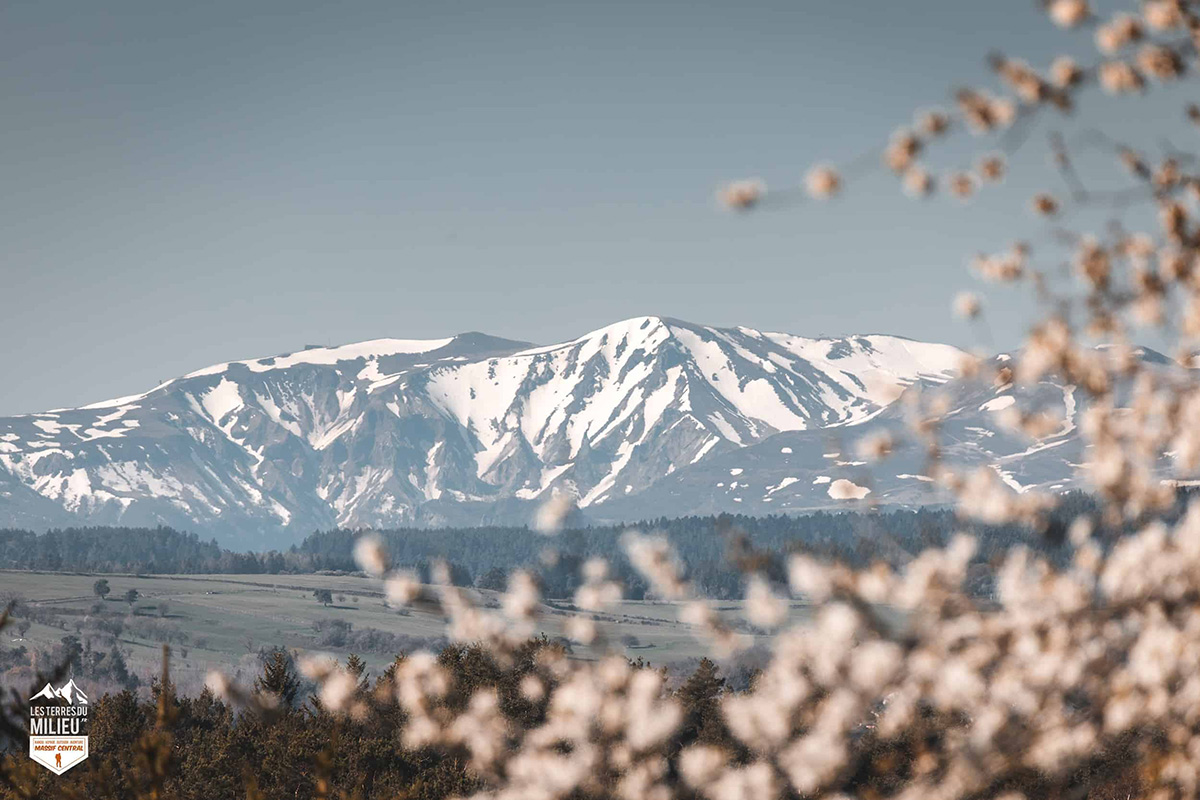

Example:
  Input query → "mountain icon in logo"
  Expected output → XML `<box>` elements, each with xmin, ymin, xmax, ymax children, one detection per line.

<box><xmin>30</xmin><ymin>679</ymin><xmax>89</xmax><ymax>706</ymax></box>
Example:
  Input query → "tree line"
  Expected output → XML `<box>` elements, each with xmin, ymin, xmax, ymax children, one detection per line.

<box><xmin>0</xmin><ymin>490</ymin><xmax>1172</xmax><ymax>599</ymax></box>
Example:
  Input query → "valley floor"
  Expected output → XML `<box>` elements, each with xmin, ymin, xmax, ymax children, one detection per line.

<box><xmin>0</xmin><ymin>569</ymin><xmax>797</xmax><ymax>694</ymax></box>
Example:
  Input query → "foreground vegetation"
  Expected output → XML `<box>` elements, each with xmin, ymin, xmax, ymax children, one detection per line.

<box><xmin>1</xmin><ymin>634</ymin><xmax>747</xmax><ymax>800</ymax></box>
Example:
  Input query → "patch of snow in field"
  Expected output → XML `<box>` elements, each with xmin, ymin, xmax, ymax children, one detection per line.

<box><xmin>270</xmin><ymin>499</ymin><xmax>292</xmax><ymax>524</ymax></box>
<box><xmin>767</xmin><ymin>477</ymin><xmax>799</xmax><ymax>495</ymax></box>
<box><xmin>357</xmin><ymin>360</ymin><xmax>386</xmax><ymax>383</ymax></box>
<box><xmin>79</xmin><ymin>427</ymin><xmax>128</xmax><ymax>441</ymax></box>
<box><xmin>980</xmin><ymin>395</ymin><xmax>1015</xmax><ymax>412</ymax></box>
<box><xmin>1010</xmin><ymin>437</ymin><xmax>1070</xmax><ymax>459</ymax></box>
<box><xmin>33</xmin><ymin>419</ymin><xmax>68</xmax><ymax>435</ymax></box>
<box><xmin>992</xmin><ymin>465</ymin><xmax>1028</xmax><ymax>493</ymax></box>
<box><xmin>1060</xmin><ymin>384</ymin><xmax>1077</xmax><ymax>435</ymax></box>
<box><xmin>828</xmin><ymin>478</ymin><xmax>871</xmax><ymax>500</ymax></box>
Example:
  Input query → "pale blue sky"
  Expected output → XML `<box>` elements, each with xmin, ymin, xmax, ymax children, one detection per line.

<box><xmin>0</xmin><ymin>0</ymin><xmax>1185</xmax><ymax>414</ymax></box>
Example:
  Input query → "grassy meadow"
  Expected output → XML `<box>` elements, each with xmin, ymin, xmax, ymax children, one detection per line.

<box><xmin>0</xmin><ymin>569</ymin><xmax>797</xmax><ymax>694</ymax></box>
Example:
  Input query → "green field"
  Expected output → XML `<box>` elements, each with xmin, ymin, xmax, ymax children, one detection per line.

<box><xmin>1</xmin><ymin>570</ymin><xmax>794</xmax><ymax>694</ymax></box>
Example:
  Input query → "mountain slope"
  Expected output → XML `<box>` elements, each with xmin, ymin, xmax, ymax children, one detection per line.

<box><xmin>593</xmin><ymin>360</ymin><xmax>1088</xmax><ymax>521</ymax></box>
<box><xmin>0</xmin><ymin>317</ymin><xmax>965</xmax><ymax>543</ymax></box>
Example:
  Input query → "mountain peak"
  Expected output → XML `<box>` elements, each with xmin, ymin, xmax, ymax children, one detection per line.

<box><xmin>516</xmin><ymin>316</ymin><xmax>670</xmax><ymax>356</ymax></box>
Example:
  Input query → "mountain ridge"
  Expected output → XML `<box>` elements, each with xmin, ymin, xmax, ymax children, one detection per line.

<box><xmin>0</xmin><ymin>316</ymin><xmax>995</xmax><ymax>544</ymax></box>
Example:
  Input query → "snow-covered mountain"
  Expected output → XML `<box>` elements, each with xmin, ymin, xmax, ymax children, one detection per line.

<box><xmin>595</xmin><ymin>357</ymin><xmax>1091</xmax><ymax>520</ymax></box>
<box><xmin>0</xmin><ymin>316</ymin><xmax>979</xmax><ymax>544</ymax></box>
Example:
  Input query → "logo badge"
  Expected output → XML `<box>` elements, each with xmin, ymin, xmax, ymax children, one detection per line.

<box><xmin>28</xmin><ymin>679</ymin><xmax>90</xmax><ymax>774</ymax></box>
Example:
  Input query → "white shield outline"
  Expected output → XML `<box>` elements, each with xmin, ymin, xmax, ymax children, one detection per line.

<box><xmin>29</xmin><ymin>735</ymin><xmax>89</xmax><ymax>775</ymax></box>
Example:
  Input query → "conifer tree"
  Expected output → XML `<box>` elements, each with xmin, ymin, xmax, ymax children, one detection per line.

<box><xmin>345</xmin><ymin>653</ymin><xmax>369</xmax><ymax>693</ymax></box>
<box><xmin>254</xmin><ymin>647</ymin><xmax>300</xmax><ymax>709</ymax></box>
